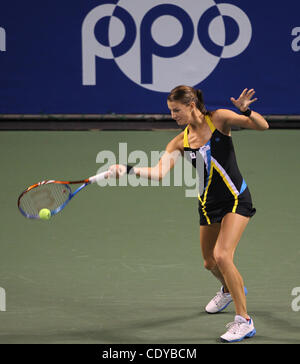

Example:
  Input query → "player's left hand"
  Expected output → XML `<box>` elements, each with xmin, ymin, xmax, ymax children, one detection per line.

<box><xmin>230</xmin><ymin>88</ymin><xmax>258</xmax><ymax>112</ymax></box>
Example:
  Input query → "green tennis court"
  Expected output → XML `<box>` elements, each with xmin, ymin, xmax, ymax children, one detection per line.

<box><xmin>0</xmin><ymin>130</ymin><xmax>299</xmax><ymax>344</ymax></box>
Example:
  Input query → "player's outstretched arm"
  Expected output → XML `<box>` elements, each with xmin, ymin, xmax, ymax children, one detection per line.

<box><xmin>109</xmin><ymin>133</ymin><xmax>183</xmax><ymax>180</ymax></box>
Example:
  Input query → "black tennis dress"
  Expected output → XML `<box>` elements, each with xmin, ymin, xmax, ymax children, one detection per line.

<box><xmin>183</xmin><ymin>114</ymin><xmax>256</xmax><ymax>225</ymax></box>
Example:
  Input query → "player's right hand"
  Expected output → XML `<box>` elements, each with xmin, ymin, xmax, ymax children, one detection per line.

<box><xmin>108</xmin><ymin>164</ymin><xmax>127</xmax><ymax>178</ymax></box>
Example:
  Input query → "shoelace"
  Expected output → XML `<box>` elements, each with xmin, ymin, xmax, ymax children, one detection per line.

<box><xmin>213</xmin><ymin>291</ymin><xmax>230</xmax><ymax>306</ymax></box>
<box><xmin>225</xmin><ymin>321</ymin><xmax>248</xmax><ymax>335</ymax></box>
<box><xmin>225</xmin><ymin>321</ymin><xmax>241</xmax><ymax>334</ymax></box>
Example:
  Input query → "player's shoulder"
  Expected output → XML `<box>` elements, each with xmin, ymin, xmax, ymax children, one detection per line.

<box><xmin>210</xmin><ymin>109</ymin><xmax>234</xmax><ymax>135</ymax></box>
<box><xmin>211</xmin><ymin>108</ymin><xmax>239</xmax><ymax>122</ymax></box>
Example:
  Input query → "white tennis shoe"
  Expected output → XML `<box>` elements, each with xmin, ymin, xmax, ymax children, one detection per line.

<box><xmin>205</xmin><ymin>286</ymin><xmax>232</xmax><ymax>313</ymax></box>
<box><xmin>205</xmin><ymin>286</ymin><xmax>247</xmax><ymax>314</ymax></box>
<box><xmin>220</xmin><ymin>315</ymin><xmax>256</xmax><ymax>343</ymax></box>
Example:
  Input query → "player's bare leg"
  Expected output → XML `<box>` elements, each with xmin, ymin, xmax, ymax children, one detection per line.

<box><xmin>200</xmin><ymin>223</ymin><xmax>228</xmax><ymax>290</ymax></box>
<box><xmin>200</xmin><ymin>223</ymin><xmax>237</xmax><ymax>313</ymax></box>
<box><xmin>213</xmin><ymin>213</ymin><xmax>249</xmax><ymax>318</ymax></box>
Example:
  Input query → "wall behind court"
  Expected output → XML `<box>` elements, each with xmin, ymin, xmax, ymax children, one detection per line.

<box><xmin>0</xmin><ymin>0</ymin><xmax>299</xmax><ymax>115</ymax></box>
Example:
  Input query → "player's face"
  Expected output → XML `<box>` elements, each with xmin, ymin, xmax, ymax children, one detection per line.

<box><xmin>167</xmin><ymin>101</ymin><xmax>192</xmax><ymax>125</ymax></box>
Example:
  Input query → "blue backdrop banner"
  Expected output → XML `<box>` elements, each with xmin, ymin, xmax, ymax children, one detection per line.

<box><xmin>0</xmin><ymin>0</ymin><xmax>299</xmax><ymax>115</ymax></box>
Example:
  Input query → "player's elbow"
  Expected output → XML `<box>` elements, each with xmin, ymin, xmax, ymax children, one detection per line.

<box><xmin>157</xmin><ymin>169</ymin><xmax>165</xmax><ymax>181</ymax></box>
<box><xmin>259</xmin><ymin>122</ymin><xmax>269</xmax><ymax>131</ymax></box>
<box><xmin>257</xmin><ymin>116</ymin><xmax>269</xmax><ymax>131</ymax></box>
<box><xmin>251</xmin><ymin>120</ymin><xmax>269</xmax><ymax>131</ymax></box>
<box><xmin>153</xmin><ymin>164</ymin><xmax>168</xmax><ymax>181</ymax></box>
<box><xmin>149</xmin><ymin>166</ymin><xmax>164</xmax><ymax>181</ymax></box>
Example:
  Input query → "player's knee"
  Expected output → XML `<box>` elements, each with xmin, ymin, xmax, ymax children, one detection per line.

<box><xmin>203</xmin><ymin>258</ymin><xmax>216</xmax><ymax>271</ymax></box>
<box><xmin>214</xmin><ymin>251</ymin><xmax>232</xmax><ymax>269</ymax></box>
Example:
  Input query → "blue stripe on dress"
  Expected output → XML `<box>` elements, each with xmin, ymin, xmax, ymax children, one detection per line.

<box><xmin>239</xmin><ymin>179</ymin><xmax>247</xmax><ymax>194</ymax></box>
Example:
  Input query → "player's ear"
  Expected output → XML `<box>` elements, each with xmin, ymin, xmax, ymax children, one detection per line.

<box><xmin>190</xmin><ymin>101</ymin><xmax>197</xmax><ymax>113</ymax></box>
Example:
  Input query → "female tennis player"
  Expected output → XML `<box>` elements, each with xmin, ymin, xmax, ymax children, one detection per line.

<box><xmin>109</xmin><ymin>86</ymin><xmax>268</xmax><ymax>343</ymax></box>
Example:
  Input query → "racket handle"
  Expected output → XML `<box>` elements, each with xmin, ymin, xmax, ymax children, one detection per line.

<box><xmin>89</xmin><ymin>171</ymin><xmax>111</xmax><ymax>184</ymax></box>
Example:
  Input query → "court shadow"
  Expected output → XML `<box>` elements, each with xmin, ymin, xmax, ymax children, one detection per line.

<box><xmin>254</xmin><ymin>310</ymin><xmax>300</xmax><ymax>332</ymax></box>
<box><xmin>0</xmin><ymin>311</ymin><xmax>207</xmax><ymax>344</ymax></box>
<box><xmin>251</xmin><ymin>310</ymin><xmax>300</xmax><ymax>344</ymax></box>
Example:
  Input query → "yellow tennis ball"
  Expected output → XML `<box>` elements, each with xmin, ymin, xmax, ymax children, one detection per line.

<box><xmin>39</xmin><ymin>208</ymin><xmax>51</xmax><ymax>220</ymax></box>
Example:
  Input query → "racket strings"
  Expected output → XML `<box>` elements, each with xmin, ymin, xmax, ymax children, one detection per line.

<box><xmin>19</xmin><ymin>183</ymin><xmax>71</xmax><ymax>217</ymax></box>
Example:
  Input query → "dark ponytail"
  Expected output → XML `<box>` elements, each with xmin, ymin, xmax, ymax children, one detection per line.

<box><xmin>195</xmin><ymin>89</ymin><xmax>208</xmax><ymax>115</ymax></box>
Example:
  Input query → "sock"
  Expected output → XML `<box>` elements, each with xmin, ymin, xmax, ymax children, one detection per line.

<box><xmin>221</xmin><ymin>286</ymin><xmax>231</xmax><ymax>295</ymax></box>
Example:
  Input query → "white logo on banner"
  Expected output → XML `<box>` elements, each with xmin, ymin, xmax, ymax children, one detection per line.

<box><xmin>82</xmin><ymin>0</ymin><xmax>252</xmax><ymax>91</ymax></box>
<box><xmin>291</xmin><ymin>27</ymin><xmax>300</xmax><ymax>52</ymax></box>
<box><xmin>0</xmin><ymin>27</ymin><xmax>6</xmax><ymax>52</ymax></box>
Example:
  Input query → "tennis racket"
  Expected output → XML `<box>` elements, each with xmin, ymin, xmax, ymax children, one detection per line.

<box><xmin>17</xmin><ymin>171</ymin><xmax>111</xmax><ymax>219</ymax></box>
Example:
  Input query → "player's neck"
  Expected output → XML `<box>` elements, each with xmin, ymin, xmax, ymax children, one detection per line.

<box><xmin>189</xmin><ymin>111</ymin><xmax>206</xmax><ymax>131</ymax></box>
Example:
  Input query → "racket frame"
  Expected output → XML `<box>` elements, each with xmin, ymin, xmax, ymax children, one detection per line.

<box><xmin>18</xmin><ymin>171</ymin><xmax>109</xmax><ymax>219</ymax></box>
